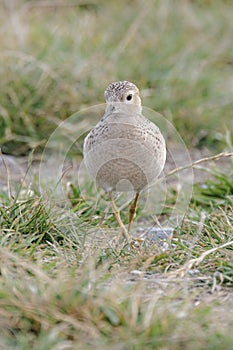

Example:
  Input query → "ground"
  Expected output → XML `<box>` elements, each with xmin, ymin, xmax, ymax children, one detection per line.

<box><xmin>0</xmin><ymin>1</ymin><xmax>233</xmax><ymax>349</ymax></box>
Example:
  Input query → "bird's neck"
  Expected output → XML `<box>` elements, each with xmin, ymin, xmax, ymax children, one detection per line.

<box><xmin>105</xmin><ymin>103</ymin><xmax>142</xmax><ymax>115</ymax></box>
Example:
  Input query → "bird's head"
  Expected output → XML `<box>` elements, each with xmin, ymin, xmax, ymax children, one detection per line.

<box><xmin>104</xmin><ymin>81</ymin><xmax>142</xmax><ymax>114</ymax></box>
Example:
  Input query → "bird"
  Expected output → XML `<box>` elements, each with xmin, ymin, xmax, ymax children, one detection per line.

<box><xmin>83</xmin><ymin>81</ymin><xmax>166</xmax><ymax>242</ymax></box>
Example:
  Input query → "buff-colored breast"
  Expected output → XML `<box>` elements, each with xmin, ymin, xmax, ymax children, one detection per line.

<box><xmin>83</xmin><ymin>111</ymin><xmax>166</xmax><ymax>192</ymax></box>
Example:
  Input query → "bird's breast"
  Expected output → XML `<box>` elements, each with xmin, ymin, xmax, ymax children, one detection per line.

<box><xmin>83</xmin><ymin>116</ymin><xmax>166</xmax><ymax>192</ymax></box>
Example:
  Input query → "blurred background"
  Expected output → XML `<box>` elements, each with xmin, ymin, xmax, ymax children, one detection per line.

<box><xmin>0</xmin><ymin>0</ymin><xmax>232</xmax><ymax>156</ymax></box>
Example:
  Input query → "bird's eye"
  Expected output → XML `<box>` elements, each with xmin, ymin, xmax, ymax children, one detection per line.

<box><xmin>126</xmin><ymin>94</ymin><xmax>133</xmax><ymax>101</ymax></box>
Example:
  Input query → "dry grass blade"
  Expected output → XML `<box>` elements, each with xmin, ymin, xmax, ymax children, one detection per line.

<box><xmin>0</xmin><ymin>1</ymin><xmax>233</xmax><ymax>348</ymax></box>
<box><xmin>166</xmin><ymin>152</ymin><xmax>233</xmax><ymax>178</ymax></box>
<box><xmin>170</xmin><ymin>241</ymin><xmax>233</xmax><ymax>278</ymax></box>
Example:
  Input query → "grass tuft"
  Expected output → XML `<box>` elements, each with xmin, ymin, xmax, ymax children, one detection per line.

<box><xmin>0</xmin><ymin>1</ymin><xmax>233</xmax><ymax>348</ymax></box>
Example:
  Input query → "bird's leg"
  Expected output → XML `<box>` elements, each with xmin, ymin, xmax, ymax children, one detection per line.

<box><xmin>109</xmin><ymin>191</ymin><xmax>130</xmax><ymax>242</ymax></box>
<box><xmin>128</xmin><ymin>192</ymin><xmax>140</xmax><ymax>233</ymax></box>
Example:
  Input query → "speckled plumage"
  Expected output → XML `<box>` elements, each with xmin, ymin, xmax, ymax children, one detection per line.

<box><xmin>83</xmin><ymin>81</ymin><xmax>167</xmax><ymax>238</ymax></box>
<box><xmin>83</xmin><ymin>81</ymin><xmax>166</xmax><ymax>193</ymax></box>
<box><xmin>105</xmin><ymin>81</ymin><xmax>138</xmax><ymax>102</ymax></box>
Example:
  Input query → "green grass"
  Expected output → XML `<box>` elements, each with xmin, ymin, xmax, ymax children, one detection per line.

<box><xmin>0</xmin><ymin>0</ymin><xmax>233</xmax><ymax>349</ymax></box>
<box><xmin>0</xmin><ymin>156</ymin><xmax>232</xmax><ymax>349</ymax></box>
<box><xmin>0</xmin><ymin>0</ymin><xmax>233</xmax><ymax>153</ymax></box>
